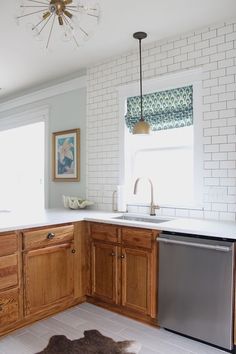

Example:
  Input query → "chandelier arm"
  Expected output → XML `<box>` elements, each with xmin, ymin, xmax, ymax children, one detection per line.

<box><xmin>20</xmin><ymin>5</ymin><xmax>49</xmax><ymax>8</ymax></box>
<box><xmin>17</xmin><ymin>9</ymin><xmax>48</xmax><ymax>19</ymax></box>
<box><xmin>63</xmin><ymin>0</ymin><xmax>73</xmax><ymax>4</ymax></box>
<box><xmin>62</xmin><ymin>13</ymin><xmax>73</xmax><ymax>29</ymax></box>
<box><xmin>27</xmin><ymin>0</ymin><xmax>50</xmax><ymax>5</ymax></box>
<box><xmin>32</xmin><ymin>16</ymin><xmax>47</xmax><ymax>30</ymax></box>
<box><xmin>77</xmin><ymin>6</ymin><xmax>97</xmax><ymax>10</ymax></box>
<box><xmin>66</xmin><ymin>14</ymin><xmax>89</xmax><ymax>37</ymax></box>
<box><xmin>62</xmin><ymin>14</ymin><xmax>80</xmax><ymax>47</ymax></box>
<box><xmin>78</xmin><ymin>25</ymin><xmax>88</xmax><ymax>36</ymax></box>
<box><xmin>38</xmin><ymin>13</ymin><xmax>53</xmax><ymax>35</ymax></box>
<box><xmin>46</xmin><ymin>14</ymin><xmax>56</xmax><ymax>49</ymax></box>
<box><xmin>72</xmin><ymin>35</ymin><xmax>80</xmax><ymax>47</ymax></box>
<box><xmin>63</xmin><ymin>10</ymin><xmax>73</xmax><ymax>19</ymax></box>
<box><xmin>66</xmin><ymin>8</ymin><xmax>99</xmax><ymax>18</ymax></box>
<box><xmin>86</xmin><ymin>13</ymin><xmax>99</xmax><ymax>18</ymax></box>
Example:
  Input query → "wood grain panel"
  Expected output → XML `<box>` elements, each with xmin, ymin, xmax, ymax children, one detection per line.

<box><xmin>121</xmin><ymin>247</ymin><xmax>151</xmax><ymax>315</ymax></box>
<box><xmin>121</xmin><ymin>227</ymin><xmax>153</xmax><ymax>249</ymax></box>
<box><xmin>0</xmin><ymin>289</ymin><xmax>19</xmax><ymax>328</ymax></box>
<box><xmin>73</xmin><ymin>221</ymin><xmax>87</xmax><ymax>299</ymax></box>
<box><xmin>0</xmin><ymin>254</ymin><xmax>18</xmax><ymax>290</ymax></box>
<box><xmin>24</xmin><ymin>243</ymin><xmax>74</xmax><ymax>315</ymax></box>
<box><xmin>23</xmin><ymin>224</ymin><xmax>74</xmax><ymax>250</ymax></box>
<box><xmin>90</xmin><ymin>223</ymin><xmax>120</xmax><ymax>243</ymax></box>
<box><xmin>91</xmin><ymin>242</ymin><xmax>119</xmax><ymax>304</ymax></box>
<box><xmin>0</xmin><ymin>233</ymin><xmax>18</xmax><ymax>256</ymax></box>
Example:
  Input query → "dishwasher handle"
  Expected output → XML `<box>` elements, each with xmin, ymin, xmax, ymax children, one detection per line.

<box><xmin>156</xmin><ymin>237</ymin><xmax>232</xmax><ymax>252</ymax></box>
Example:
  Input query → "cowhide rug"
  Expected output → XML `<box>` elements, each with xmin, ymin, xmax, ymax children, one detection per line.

<box><xmin>36</xmin><ymin>329</ymin><xmax>141</xmax><ymax>354</ymax></box>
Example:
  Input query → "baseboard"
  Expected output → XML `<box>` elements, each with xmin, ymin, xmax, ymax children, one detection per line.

<box><xmin>0</xmin><ymin>296</ymin><xmax>86</xmax><ymax>338</ymax></box>
<box><xmin>87</xmin><ymin>296</ymin><xmax>157</xmax><ymax>326</ymax></box>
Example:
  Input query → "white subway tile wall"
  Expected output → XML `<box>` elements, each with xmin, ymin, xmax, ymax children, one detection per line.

<box><xmin>87</xmin><ymin>19</ymin><xmax>236</xmax><ymax>221</ymax></box>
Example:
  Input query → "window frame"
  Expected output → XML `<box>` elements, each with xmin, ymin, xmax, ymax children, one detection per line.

<box><xmin>0</xmin><ymin>106</ymin><xmax>49</xmax><ymax>208</ymax></box>
<box><xmin>118</xmin><ymin>69</ymin><xmax>203</xmax><ymax>209</ymax></box>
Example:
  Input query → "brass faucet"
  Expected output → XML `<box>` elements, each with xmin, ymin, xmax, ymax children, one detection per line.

<box><xmin>133</xmin><ymin>177</ymin><xmax>160</xmax><ymax>216</ymax></box>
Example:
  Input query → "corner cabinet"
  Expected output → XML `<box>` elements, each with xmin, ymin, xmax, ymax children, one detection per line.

<box><xmin>23</xmin><ymin>225</ymin><xmax>75</xmax><ymax>316</ymax></box>
<box><xmin>88</xmin><ymin>222</ymin><xmax>158</xmax><ymax>323</ymax></box>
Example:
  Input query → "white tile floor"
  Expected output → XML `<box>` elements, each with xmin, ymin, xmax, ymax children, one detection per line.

<box><xmin>0</xmin><ymin>303</ymin><xmax>228</xmax><ymax>354</ymax></box>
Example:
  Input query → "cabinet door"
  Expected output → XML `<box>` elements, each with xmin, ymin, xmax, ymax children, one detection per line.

<box><xmin>0</xmin><ymin>289</ymin><xmax>20</xmax><ymax>328</ymax></box>
<box><xmin>91</xmin><ymin>242</ymin><xmax>119</xmax><ymax>305</ymax></box>
<box><xmin>24</xmin><ymin>243</ymin><xmax>74</xmax><ymax>316</ymax></box>
<box><xmin>0</xmin><ymin>254</ymin><xmax>18</xmax><ymax>291</ymax></box>
<box><xmin>121</xmin><ymin>247</ymin><xmax>152</xmax><ymax>316</ymax></box>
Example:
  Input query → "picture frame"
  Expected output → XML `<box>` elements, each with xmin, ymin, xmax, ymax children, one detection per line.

<box><xmin>52</xmin><ymin>128</ymin><xmax>80</xmax><ymax>182</ymax></box>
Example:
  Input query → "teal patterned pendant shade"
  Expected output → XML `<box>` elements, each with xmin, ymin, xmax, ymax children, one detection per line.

<box><xmin>125</xmin><ymin>85</ymin><xmax>193</xmax><ymax>132</ymax></box>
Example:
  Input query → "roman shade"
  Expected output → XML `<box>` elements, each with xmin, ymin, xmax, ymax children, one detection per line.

<box><xmin>125</xmin><ymin>85</ymin><xmax>193</xmax><ymax>132</ymax></box>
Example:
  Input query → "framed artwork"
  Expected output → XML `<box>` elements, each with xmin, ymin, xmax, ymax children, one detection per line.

<box><xmin>52</xmin><ymin>128</ymin><xmax>80</xmax><ymax>182</ymax></box>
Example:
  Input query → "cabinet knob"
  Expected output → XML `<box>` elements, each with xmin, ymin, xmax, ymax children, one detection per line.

<box><xmin>71</xmin><ymin>249</ymin><xmax>76</xmax><ymax>254</ymax></box>
<box><xmin>111</xmin><ymin>252</ymin><xmax>116</xmax><ymax>257</ymax></box>
<box><xmin>47</xmin><ymin>232</ymin><xmax>55</xmax><ymax>240</ymax></box>
<box><xmin>120</xmin><ymin>254</ymin><xmax>125</xmax><ymax>259</ymax></box>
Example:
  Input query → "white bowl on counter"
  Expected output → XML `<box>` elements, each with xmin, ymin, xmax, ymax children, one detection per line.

<box><xmin>63</xmin><ymin>195</ymin><xmax>94</xmax><ymax>210</ymax></box>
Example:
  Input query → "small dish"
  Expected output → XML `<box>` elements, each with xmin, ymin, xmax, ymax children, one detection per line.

<box><xmin>63</xmin><ymin>195</ymin><xmax>94</xmax><ymax>210</ymax></box>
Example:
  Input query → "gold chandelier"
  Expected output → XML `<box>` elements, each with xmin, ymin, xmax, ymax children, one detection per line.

<box><xmin>17</xmin><ymin>0</ymin><xmax>100</xmax><ymax>48</ymax></box>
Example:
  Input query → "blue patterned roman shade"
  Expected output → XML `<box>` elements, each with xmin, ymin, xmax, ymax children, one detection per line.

<box><xmin>125</xmin><ymin>85</ymin><xmax>193</xmax><ymax>132</ymax></box>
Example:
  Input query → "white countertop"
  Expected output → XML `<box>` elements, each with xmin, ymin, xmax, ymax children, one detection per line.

<box><xmin>0</xmin><ymin>208</ymin><xmax>236</xmax><ymax>240</ymax></box>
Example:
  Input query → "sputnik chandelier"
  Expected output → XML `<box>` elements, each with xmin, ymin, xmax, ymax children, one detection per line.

<box><xmin>17</xmin><ymin>0</ymin><xmax>100</xmax><ymax>48</ymax></box>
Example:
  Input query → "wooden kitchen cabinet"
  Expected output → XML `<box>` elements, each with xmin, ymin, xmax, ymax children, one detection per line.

<box><xmin>0</xmin><ymin>232</ymin><xmax>21</xmax><ymax>330</ymax></box>
<box><xmin>121</xmin><ymin>247</ymin><xmax>152</xmax><ymax>315</ymax></box>
<box><xmin>0</xmin><ymin>219</ymin><xmax>158</xmax><ymax>337</ymax></box>
<box><xmin>91</xmin><ymin>241</ymin><xmax>119</xmax><ymax>305</ymax></box>
<box><xmin>0</xmin><ymin>289</ymin><xmax>20</xmax><ymax>327</ymax></box>
<box><xmin>88</xmin><ymin>222</ymin><xmax>158</xmax><ymax>322</ymax></box>
<box><xmin>0</xmin><ymin>222</ymin><xmax>87</xmax><ymax>338</ymax></box>
<box><xmin>23</xmin><ymin>224</ymin><xmax>75</xmax><ymax>316</ymax></box>
<box><xmin>121</xmin><ymin>227</ymin><xmax>157</xmax><ymax>318</ymax></box>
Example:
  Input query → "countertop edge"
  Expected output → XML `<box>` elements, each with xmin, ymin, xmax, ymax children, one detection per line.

<box><xmin>0</xmin><ymin>209</ymin><xmax>236</xmax><ymax>240</ymax></box>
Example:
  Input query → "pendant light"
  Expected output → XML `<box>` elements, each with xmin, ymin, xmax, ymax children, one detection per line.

<box><xmin>132</xmin><ymin>31</ymin><xmax>151</xmax><ymax>135</ymax></box>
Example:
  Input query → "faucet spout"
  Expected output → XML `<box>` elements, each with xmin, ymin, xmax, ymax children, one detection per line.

<box><xmin>133</xmin><ymin>177</ymin><xmax>160</xmax><ymax>216</ymax></box>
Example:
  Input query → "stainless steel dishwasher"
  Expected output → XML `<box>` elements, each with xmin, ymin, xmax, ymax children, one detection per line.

<box><xmin>157</xmin><ymin>231</ymin><xmax>234</xmax><ymax>351</ymax></box>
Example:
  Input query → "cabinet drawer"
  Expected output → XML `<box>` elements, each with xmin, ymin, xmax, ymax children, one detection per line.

<box><xmin>0</xmin><ymin>233</ymin><xmax>18</xmax><ymax>257</ymax></box>
<box><xmin>23</xmin><ymin>224</ymin><xmax>74</xmax><ymax>250</ymax></box>
<box><xmin>121</xmin><ymin>228</ymin><xmax>153</xmax><ymax>249</ymax></box>
<box><xmin>0</xmin><ymin>289</ymin><xmax>20</xmax><ymax>328</ymax></box>
<box><xmin>0</xmin><ymin>254</ymin><xmax>18</xmax><ymax>291</ymax></box>
<box><xmin>90</xmin><ymin>223</ymin><xmax>120</xmax><ymax>243</ymax></box>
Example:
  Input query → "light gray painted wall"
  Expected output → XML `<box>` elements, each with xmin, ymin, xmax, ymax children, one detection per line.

<box><xmin>0</xmin><ymin>87</ymin><xmax>86</xmax><ymax>208</ymax></box>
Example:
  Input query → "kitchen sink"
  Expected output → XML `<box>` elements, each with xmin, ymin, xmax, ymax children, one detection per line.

<box><xmin>112</xmin><ymin>215</ymin><xmax>170</xmax><ymax>224</ymax></box>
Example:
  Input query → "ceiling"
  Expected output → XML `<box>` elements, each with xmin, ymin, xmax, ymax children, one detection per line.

<box><xmin>1</xmin><ymin>0</ymin><xmax>236</xmax><ymax>102</ymax></box>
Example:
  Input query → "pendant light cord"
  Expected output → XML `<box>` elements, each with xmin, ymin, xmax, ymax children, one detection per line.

<box><xmin>139</xmin><ymin>38</ymin><xmax>144</xmax><ymax>121</ymax></box>
<box><xmin>132</xmin><ymin>31</ymin><xmax>149</xmax><ymax>134</ymax></box>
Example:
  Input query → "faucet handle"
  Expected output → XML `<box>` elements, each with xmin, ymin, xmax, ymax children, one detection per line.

<box><xmin>150</xmin><ymin>203</ymin><xmax>160</xmax><ymax>216</ymax></box>
<box><xmin>112</xmin><ymin>190</ymin><xmax>117</xmax><ymax>212</ymax></box>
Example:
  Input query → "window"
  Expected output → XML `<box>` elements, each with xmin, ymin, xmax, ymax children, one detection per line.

<box><xmin>0</xmin><ymin>112</ymin><xmax>47</xmax><ymax>211</ymax></box>
<box><xmin>121</xmin><ymin>72</ymin><xmax>203</xmax><ymax>209</ymax></box>
<box><xmin>125</xmin><ymin>125</ymin><xmax>194</xmax><ymax>207</ymax></box>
